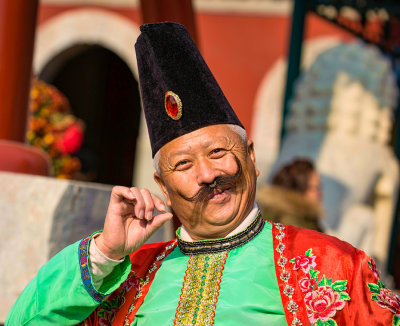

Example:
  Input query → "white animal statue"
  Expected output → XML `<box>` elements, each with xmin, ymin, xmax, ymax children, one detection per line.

<box><xmin>267</xmin><ymin>42</ymin><xmax>399</xmax><ymax>274</ymax></box>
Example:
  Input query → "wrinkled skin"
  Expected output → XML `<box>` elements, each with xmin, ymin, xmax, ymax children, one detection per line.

<box><xmin>154</xmin><ymin>124</ymin><xmax>259</xmax><ymax>240</ymax></box>
<box><xmin>96</xmin><ymin>124</ymin><xmax>259</xmax><ymax>258</ymax></box>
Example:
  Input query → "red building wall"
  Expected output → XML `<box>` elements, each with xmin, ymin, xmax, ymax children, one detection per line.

<box><xmin>37</xmin><ymin>4</ymin><xmax>353</xmax><ymax>134</ymax></box>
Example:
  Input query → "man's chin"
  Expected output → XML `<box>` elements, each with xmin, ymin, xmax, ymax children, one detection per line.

<box><xmin>202</xmin><ymin>203</ymin><xmax>240</xmax><ymax>226</ymax></box>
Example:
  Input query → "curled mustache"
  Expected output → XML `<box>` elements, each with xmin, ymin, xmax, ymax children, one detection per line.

<box><xmin>179</xmin><ymin>154</ymin><xmax>243</xmax><ymax>204</ymax></box>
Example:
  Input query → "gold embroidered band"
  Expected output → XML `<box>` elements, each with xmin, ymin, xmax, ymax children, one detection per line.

<box><xmin>177</xmin><ymin>211</ymin><xmax>264</xmax><ymax>255</ymax></box>
<box><xmin>173</xmin><ymin>251</ymin><xmax>228</xmax><ymax>326</ymax></box>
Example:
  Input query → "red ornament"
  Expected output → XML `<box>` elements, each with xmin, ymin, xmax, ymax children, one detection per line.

<box><xmin>54</xmin><ymin>122</ymin><xmax>84</xmax><ymax>155</ymax></box>
<box><xmin>164</xmin><ymin>91</ymin><xmax>182</xmax><ymax>120</ymax></box>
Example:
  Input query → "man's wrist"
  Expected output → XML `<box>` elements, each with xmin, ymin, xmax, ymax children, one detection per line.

<box><xmin>94</xmin><ymin>234</ymin><xmax>125</xmax><ymax>261</ymax></box>
<box><xmin>88</xmin><ymin>234</ymin><xmax>126</xmax><ymax>292</ymax></box>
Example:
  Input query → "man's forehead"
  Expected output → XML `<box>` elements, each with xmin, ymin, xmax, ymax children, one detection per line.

<box><xmin>160</xmin><ymin>125</ymin><xmax>239</xmax><ymax>156</ymax></box>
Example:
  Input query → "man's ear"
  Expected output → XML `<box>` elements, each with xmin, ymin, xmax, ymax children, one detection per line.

<box><xmin>154</xmin><ymin>172</ymin><xmax>172</xmax><ymax>206</ymax></box>
<box><xmin>247</xmin><ymin>140</ymin><xmax>260</xmax><ymax>177</ymax></box>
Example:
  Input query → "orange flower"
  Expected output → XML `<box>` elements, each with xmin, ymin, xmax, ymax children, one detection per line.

<box><xmin>43</xmin><ymin>133</ymin><xmax>54</xmax><ymax>145</ymax></box>
<box><xmin>27</xmin><ymin>78</ymin><xmax>84</xmax><ymax>179</ymax></box>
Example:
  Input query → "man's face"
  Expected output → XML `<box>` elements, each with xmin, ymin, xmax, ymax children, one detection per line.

<box><xmin>154</xmin><ymin>124</ymin><xmax>259</xmax><ymax>240</ymax></box>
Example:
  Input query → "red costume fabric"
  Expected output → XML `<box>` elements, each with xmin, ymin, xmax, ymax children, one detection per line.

<box><xmin>271</xmin><ymin>223</ymin><xmax>398</xmax><ymax>325</ymax></box>
<box><xmin>82</xmin><ymin>223</ymin><xmax>399</xmax><ymax>326</ymax></box>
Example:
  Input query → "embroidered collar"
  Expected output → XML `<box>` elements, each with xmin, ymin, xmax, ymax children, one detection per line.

<box><xmin>177</xmin><ymin>211</ymin><xmax>264</xmax><ymax>255</ymax></box>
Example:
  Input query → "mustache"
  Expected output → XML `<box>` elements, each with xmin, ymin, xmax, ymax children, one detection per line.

<box><xmin>180</xmin><ymin>154</ymin><xmax>243</xmax><ymax>204</ymax></box>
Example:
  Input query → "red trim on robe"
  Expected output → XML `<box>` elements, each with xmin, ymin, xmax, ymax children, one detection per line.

<box><xmin>83</xmin><ymin>225</ymin><xmax>397</xmax><ymax>326</ymax></box>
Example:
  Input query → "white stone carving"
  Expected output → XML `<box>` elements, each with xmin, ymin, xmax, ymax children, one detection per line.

<box><xmin>268</xmin><ymin>42</ymin><xmax>399</xmax><ymax>273</ymax></box>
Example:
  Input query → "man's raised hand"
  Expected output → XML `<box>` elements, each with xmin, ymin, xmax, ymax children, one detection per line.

<box><xmin>95</xmin><ymin>186</ymin><xmax>173</xmax><ymax>260</ymax></box>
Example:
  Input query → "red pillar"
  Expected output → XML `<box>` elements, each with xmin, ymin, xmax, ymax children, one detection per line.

<box><xmin>0</xmin><ymin>0</ymin><xmax>39</xmax><ymax>141</ymax></box>
<box><xmin>139</xmin><ymin>0</ymin><xmax>199</xmax><ymax>45</ymax></box>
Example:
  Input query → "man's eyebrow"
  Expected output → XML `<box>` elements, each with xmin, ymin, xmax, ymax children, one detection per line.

<box><xmin>168</xmin><ymin>151</ymin><xmax>191</xmax><ymax>160</ymax></box>
<box><xmin>166</xmin><ymin>135</ymin><xmax>235</xmax><ymax>161</ymax></box>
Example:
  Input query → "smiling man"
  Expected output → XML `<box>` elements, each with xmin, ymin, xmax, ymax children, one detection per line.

<box><xmin>6</xmin><ymin>23</ymin><xmax>399</xmax><ymax>326</ymax></box>
<box><xmin>154</xmin><ymin>124</ymin><xmax>257</xmax><ymax>240</ymax></box>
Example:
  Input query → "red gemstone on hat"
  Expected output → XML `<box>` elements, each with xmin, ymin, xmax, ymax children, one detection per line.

<box><xmin>166</xmin><ymin>94</ymin><xmax>178</xmax><ymax>117</ymax></box>
<box><xmin>164</xmin><ymin>91</ymin><xmax>182</xmax><ymax>120</ymax></box>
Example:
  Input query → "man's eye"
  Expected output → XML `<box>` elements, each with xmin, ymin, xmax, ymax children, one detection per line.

<box><xmin>174</xmin><ymin>160</ymin><xmax>190</xmax><ymax>170</ymax></box>
<box><xmin>210</xmin><ymin>148</ymin><xmax>226</xmax><ymax>157</ymax></box>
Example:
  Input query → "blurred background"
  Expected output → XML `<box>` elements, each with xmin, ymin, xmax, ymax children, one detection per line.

<box><xmin>0</xmin><ymin>0</ymin><xmax>399</xmax><ymax>322</ymax></box>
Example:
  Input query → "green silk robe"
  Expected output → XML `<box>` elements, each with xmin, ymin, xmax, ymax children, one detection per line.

<box><xmin>5</xmin><ymin>235</ymin><xmax>131</xmax><ymax>325</ymax></box>
<box><xmin>6</xmin><ymin>218</ymin><xmax>399</xmax><ymax>325</ymax></box>
<box><xmin>133</xmin><ymin>222</ymin><xmax>286</xmax><ymax>325</ymax></box>
<box><xmin>6</xmin><ymin>221</ymin><xmax>286</xmax><ymax>325</ymax></box>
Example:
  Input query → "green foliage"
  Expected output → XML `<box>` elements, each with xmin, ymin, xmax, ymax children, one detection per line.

<box><xmin>332</xmin><ymin>280</ymin><xmax>347</xmax><ymax>292</ymax></box>
<box><xmin>101</xmin><ymin>301</ymin><xmax>112</xmax><ymax>310</ymax></box>
<box><xmin>315</xmin><ymin>318</ymin><xmax>338</xmax><ymax>326</ymax></box>
<box><xmin>368</xmin><ymin>283</ymin><xmax>381</xmax><ymax>294</ymax></box>
<box><xmin>310</xmin><ymin>269</ymin><xmax>319</xmax><ymax>280</ymax></box>
<box><xmin>318</xmin><ymin>275</ymin><xmax>332</xmax><ymax>287</ymax></box>
<box><xmin>339</xmin><ymin>292</ymin><xmax>351</xmax><ymax>301</ymax></box>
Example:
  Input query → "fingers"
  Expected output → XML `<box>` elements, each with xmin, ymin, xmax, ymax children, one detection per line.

<box><xmin>147</xmin><ymin>212</ymin><xmax>174</xmax><ymax>232</ymax></box>
<box><xmin>128</xmin><ymin>187</ymin><xmax>168</xmax><ymax>221</ymax></box>
<box><xmin>111</xmin><ymin>186</ymin><xmax>135</xmax><ymax>202</ymax></box>
<box><xmin>104</xmin><ymin>187</ymin><xmax>172</xmax><ymax>257</ymax></box>
<box><xmin>129</xmin><ymin>187</ymin><xmax>145</xmax><ymax>219</ymax></box>
<box><xmin>141</xmin><ymin>189</ymin><xmax>155</xmax><ymax>221</ymax></box>
<box><xmin>151</xmin><ymin>193</ymin><xmax>167</xmax><ymax>213</ymax></box>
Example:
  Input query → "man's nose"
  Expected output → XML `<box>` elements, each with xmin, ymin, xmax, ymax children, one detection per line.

<box><xmin>196</xmin><ymin>158</ymin><xmax>218</xmax><ymax>186</ymax></box>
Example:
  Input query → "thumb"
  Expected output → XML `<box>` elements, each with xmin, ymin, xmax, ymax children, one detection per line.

<box><xmin>147</xmin><ymin>212</ymin><xmax>174</xmax><ymax>233</ymax></box>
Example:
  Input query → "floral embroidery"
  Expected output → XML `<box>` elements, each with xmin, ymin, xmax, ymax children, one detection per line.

<box><xmin>98</xmin><ymin>305</ymin><xmax>120</xmax><ymax>326</ymax></box>
<box><xmin>367</xmin><ymin>258</ymin><xmax>400</xmax><ymax>326</ymax></box>
<box><xmin>368</xmin><ymin>259</ymin><xmax>380</xmax><ymax>280</ymax></box>
<box><xmin>304</xmin><ymin>286</ymin><xmax>346</xmax><ymax>324</ymax></box>
<box><xmin>273</xmin><ymin>223</ymin><xmax>303</xmax><ymax>325</ymax></box>
<box><xmin>94</xmin><ymin>241</ymin><xmax>177</xmax><ymax>326</ymax></box>
<box><xmin>79</xmin><ymin>234</ymin><xmax>107</xmax><ymax>303</ymax></box>
<box><xmin>124</xmin><ymin>273</ymin><xmax>141</xmax><ymax>292</ymax></box>
<box><xmin>97</xmin><ymin>272</ymin><xmax>140</xmax><ymax>325</ymax></box>
<box><xmin>290</xmin><ymin>249</ymin><xmax>350</xmax><ymax>326</ymax></box>
<box><xmin>123</xmin><ymin>241</ymin><xmax>177</xmax><ymax>326</ymax></box>
<box><xmin>174</xmin><ymin>251</ymin><xmax>228</xmax><ymax>326</ymax></box>
<box><xmin>299</xmin><ymin>277</ymin><xmax>316</xmax><ymax>293</ymax></box>
<box><xmin>293</xmin><ymin>254</ymin><xmax>316</xmax><ymax>274</ymax></box>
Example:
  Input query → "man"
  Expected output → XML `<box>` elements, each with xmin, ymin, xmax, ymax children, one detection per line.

<box><xmin>6</xmin><ymin>22</ymin><xmax>399</xmax><ymax>326</ymax></box>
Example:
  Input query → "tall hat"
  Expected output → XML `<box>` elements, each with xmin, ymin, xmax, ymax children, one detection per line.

<box><xmin>134</xmin><ymin>22</ymin><xmax>244</xmax><ymax>157</ymax></box>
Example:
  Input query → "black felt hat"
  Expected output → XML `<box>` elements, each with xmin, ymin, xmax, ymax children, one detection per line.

<box><xmin>134</xmin><ymin>22</ymin><xmax>244</xmax><ymax>158</ymax></box>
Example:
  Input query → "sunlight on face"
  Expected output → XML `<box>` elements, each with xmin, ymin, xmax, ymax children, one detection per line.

<box><xmin>154</xmin><ymin>124</ymin><xmax>259</xmax><ymax>240</ymax></box>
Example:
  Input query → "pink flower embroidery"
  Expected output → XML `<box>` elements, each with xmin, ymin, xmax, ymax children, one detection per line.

<box><xmin>304</xmin><ymin>286</ymin><xmax>346</xmax><ymax>323</ymax></box>
<box><xmin>376</xmin><ymin>288</ymin><xmax>400</xmax><ymax>315</ymax></box>
<box><xmin>299</xmin><ymin>277</ymin><xmax>312</xmax><ymax>293</ymax></box>
<box><xmin>98</xmin><ymin>318</ymin><xmax>112</xmax><ymax>326</ymax></box>
<box><xmin>293</xmin><ymin>254</ymin><xmax>316</xmax><ymax>273</ymax></box>
<box><xmin>124</xmin><ymin>274</ymin><xmax>141</xmax><ymax>292</ymax></box>
<box><xmin>369</xmin><ymin>259</ymin><xmax>380</xmax><ymax>280</ymax></box>
<box><xmin>99</xmin><ymin>307</ymin><xmax>118</xmax><ymax>326</ymax></box>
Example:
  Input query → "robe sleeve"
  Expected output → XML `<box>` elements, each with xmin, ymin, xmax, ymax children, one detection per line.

<box><xmin>5</xmin><ymin>233</ymin><xmax>131</xmax><ymax>326</ymax></box>
<box><xmin>344</xmin><ymin>249</ymin><xmax>399</xmax><ymax>326</ymax></box>
<box><xmin>279</xmin><ymin>225</ymin><xmax>399</xmax><ymax>325</ymax></box>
